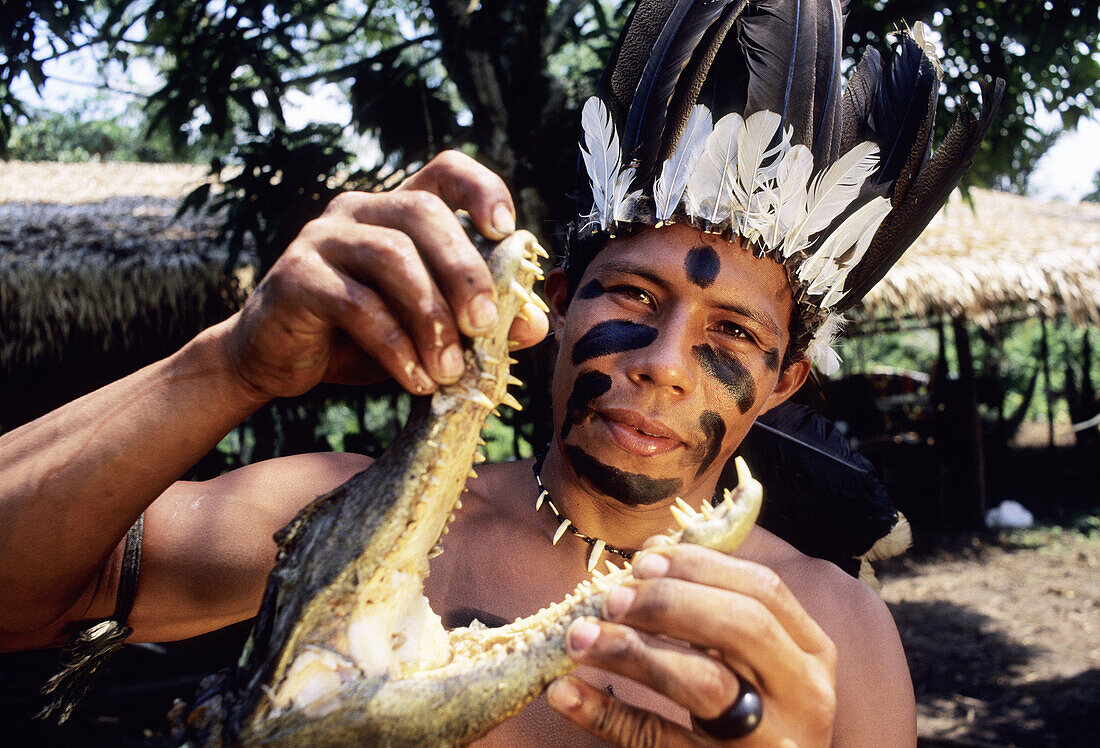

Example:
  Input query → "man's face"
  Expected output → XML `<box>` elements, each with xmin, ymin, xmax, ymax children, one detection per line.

<box><xmin>548</xmin><ymin>223</ymin><xmax>808</xmax><ymax>507</ymax></box>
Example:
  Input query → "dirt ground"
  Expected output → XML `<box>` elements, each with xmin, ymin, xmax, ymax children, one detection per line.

<box><xmin>877</xmin><ymin>522</ymin><xmax>1100</xmax><ymax>747</ymax></box>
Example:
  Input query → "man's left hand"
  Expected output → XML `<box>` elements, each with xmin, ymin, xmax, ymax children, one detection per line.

<box><xmin>547</xmin><ymin>543</ymin><xmax>838</xmax><ymax>746</ymax></box>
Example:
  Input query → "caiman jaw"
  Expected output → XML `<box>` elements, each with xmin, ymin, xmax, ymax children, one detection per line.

<box><xmin>184</xmin><ymin>230</ymin><xmax>762</xmax><ymax>748</ymax></box>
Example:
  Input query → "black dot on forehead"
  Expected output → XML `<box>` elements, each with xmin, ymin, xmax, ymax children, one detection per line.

<box><xmin>684</xmin><ymin>245</ymin><xmax>721</xmax><ymax>288</ymax></box>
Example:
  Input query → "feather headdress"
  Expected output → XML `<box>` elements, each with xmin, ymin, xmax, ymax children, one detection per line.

<box><xmin>570</xmin><ymin>0</ymin><xmax>1004</xmax><ymax>373</ymax></box>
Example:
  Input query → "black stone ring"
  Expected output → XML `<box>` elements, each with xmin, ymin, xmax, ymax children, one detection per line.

<box><xmin>694</xmin><ymin>680</ymin><xmax>763</xmax><ymax>740</ymax></box>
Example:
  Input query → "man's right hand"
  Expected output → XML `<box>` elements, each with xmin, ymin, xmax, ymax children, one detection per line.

<box><xmin>223</xmin><ymin>150</ymin><xmax>549</xmax><ymax>403</ymax></box>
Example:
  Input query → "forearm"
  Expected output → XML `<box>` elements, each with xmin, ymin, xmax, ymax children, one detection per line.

<box><xmin>0</xmin><ymin>316</ymin><xmax>267</xmax><ymax>633</ymax></box>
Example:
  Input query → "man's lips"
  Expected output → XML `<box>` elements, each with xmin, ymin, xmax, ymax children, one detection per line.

<box><xmin>596</xmin><ymin>408</ymin><xmax>686</xmax><ymax>457</ymax></box>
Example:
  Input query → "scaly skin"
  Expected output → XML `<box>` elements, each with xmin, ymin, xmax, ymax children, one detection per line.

<box><xmin>181</xmin><ymin>229</ymin><xmax>762</xmax><ymax>747</ymax></box>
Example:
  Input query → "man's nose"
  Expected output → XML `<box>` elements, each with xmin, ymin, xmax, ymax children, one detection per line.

<box><xmin>625</xmin><ymin>308</ymin><xmax>697</xmax><ymax>396</ymax></box>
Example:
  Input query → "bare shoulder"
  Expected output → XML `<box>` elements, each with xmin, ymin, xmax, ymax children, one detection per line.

<box><xmin>130</xmin><ymin>451</ymin><xmax>373</xmax><ymax>642</ymax></box>
<box><xmin>745</xmin><ymin>527</ymin><xmax>917</xmax><ymax>746</ymax></box>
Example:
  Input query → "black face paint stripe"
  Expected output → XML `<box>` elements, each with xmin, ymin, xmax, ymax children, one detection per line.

<box><xmin>571</xmin><ymin>320</ymin><xmax>659</xmax><ymax>365</ymax></box>
<box><xmin>562</xmin><ymin>370</ymin><xmax>613</xmax><ymax>441</ymax></box>
<box><xmin>692</xmin><ymin>344</ymin><xmax>756</xmax><ymax>414</ymax></box>
<box><xmin>684</xmin><ymin>245</ymin><xmax>721</xmax><ymax>288</ymax></box>
<box><xmin>763</xmin><ymin>347</ymin><xmax>781</xmax><ymax>372</ymax></box>
<box><xmin>577</xmin><ymin>279</ymin><xmax>607</xmax><ymax>299</ymax></box>
<box><xmin>564</xmin><ymin>445</ymin><xmax>683</xmax><ymax>506</ymax></box>
<box><xmin>695</xmin><ymin>410</ymin><xmax>727</xmax><ymax>478</ymax></box>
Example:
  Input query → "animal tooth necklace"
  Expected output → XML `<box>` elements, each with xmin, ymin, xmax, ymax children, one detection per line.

<box><xmin>532</xmin><ymin>450</ymin><xmax>634</xmax><ymax>571</ymax></box>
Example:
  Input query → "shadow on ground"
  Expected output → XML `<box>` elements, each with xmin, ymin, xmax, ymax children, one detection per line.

<box><xmin>889</xmin><ymin>599</ymin><xmax>1100</xmax><ymax>747</ymax></box>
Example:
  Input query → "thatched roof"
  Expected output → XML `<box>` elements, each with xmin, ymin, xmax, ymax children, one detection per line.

<box><xmin>1</xmin><ymin>162</ymin><xmax>244</xmax><ymax>367</ymax></box>
<box><xmin>0</xmin><ymin>161</ymin><xmax>244</xmax><ymax>429</ymax></box>
<box><xmin>853</xmin><ymin>189</ymin><xmax>1100</xmax><ymax>328</ymax></box>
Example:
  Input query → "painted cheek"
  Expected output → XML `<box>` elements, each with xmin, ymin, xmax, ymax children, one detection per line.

<box><xmin>564</xmin><ymin>445</ymin><xmax>683</xmax><ymax>506</ymax></box>
<box><xmin>692</xmin><ymin>344</ymin><xmax>757</xmax><ymax>414</ymax></box>
<box><xmin>764</xmin><ymin>347</ymin><xmax>781</xmax><ymax>372</ymax></box>
<box><xmin>684</xmin><ymin>245</ymin><xmax>721</xmax><ymax>288</ymax></box>
<box><xmin>562</xmin><ymin>370</ymin><xmax>613</xmax><ymax>441</ymax></box>
<box><xmin>571</xmin><ymin>320</ymin><xmax>659</xmax><ymax>365</ymax></box>
<box><xmin>694</xmin><ymin>410</ymin><xmax>727</xmax><ymax>478</ymax></box>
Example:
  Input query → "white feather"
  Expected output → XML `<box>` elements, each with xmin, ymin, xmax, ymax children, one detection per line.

<box><xmin>579</xmin><ymin>96</ymin><xmax>625</xmax><ymax>230</ymax></box>
<box><xmin>911</xmin><ymin>21</ymin><xmax>944</xmax><ymax>79</ymax></box>
<box><xmin>807</xmin><ymin>313</ymin><xmax>846</xmax><ymax>375</ymax></box>
<box><xmin>733</xmin><ymin>111</ymin><xmax>785</xmax><ymax>240</ymax></box>
<box><xmin>685</xmin><ymin>112</ymin><xmax>743</xmax><ymax>226</ymax></box>
<box><xmin>782</xmin><ymin>141</ymin><xmax>880</xmax><ymax>257</ymax></box>
<box><xmin>734</xmin><ymin>110</ymin><xmax>783</xmax><ymax>208</ymax></box>
<box><xmin>653</xmin><ymin>104</ymin><xmax>713</xmax><ymax>223</ymax></box>
<box><xmin>774</xmin><ymin>146</ymin><xmax>818</xmax><ymax>248</ymax></box>
<box><xmin>611</xmin><ymin>166</ymin><xmax>644</xmax><ymax>223</ymax></box>
<box><xmin>799</xmin><ymin>196</ymin><xmax>891</xmax><ymax>296</ymax></box>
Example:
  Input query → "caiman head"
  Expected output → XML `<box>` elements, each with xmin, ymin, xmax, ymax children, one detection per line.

<box><xmin>178</xmin><ymin>230</ymin><xmax>763</xmax><ymax>747</ymax></box>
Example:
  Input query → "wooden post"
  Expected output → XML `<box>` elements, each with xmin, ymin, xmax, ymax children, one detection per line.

<box><xmin>1041</xmin><ymin>317</ymin><xmax>1055</xmax><ymax>450</ymax></box>
<box><xmin>952</xmin><ymin>315</ymin><xmax>987</xmax><ymax>525</ymax></box>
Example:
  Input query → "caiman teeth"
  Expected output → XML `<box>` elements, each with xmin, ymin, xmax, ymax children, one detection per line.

<box><xmin>507</xmin><ymin>375</ymin><xmax>523</xmax><ymax>387</ymax></box>
<box><xmin>670</xmin><ymin>504</ymin><xmax>693</xmax><ymax>528</ymax></box>
<box><xmin>472</xmin><ymin>450</ymin><xmax>487</xmax><ymax>464</ymax></box>
<box><xmin>586</xmin><ymin>540</ymin><xmax>606</xmax><ymax>572</ymax></box>
<box><xmin>553</xmin><ymin>519</ymin><xmax>570</xmax><ymax>545</ymax></box>
<box><xmin>604</xmin><ymin>559</ymin><xmax>622</xmax><ymax>573</ymax></box>
<box><xmin>467</xmin><ymin>390</ymin><xmax>495</xmax><ymax>409</ymax></box>
<box><xmin>535</xmin><ymin>489</ymin><xmax>547</xmax><ymax>511</ymax></box>
<box><xmin>501</xmin><ymin>393</ymin><xmax>523</xmax><ymax>411</ymax></box>
<box><xmin>674</xmin><ymin>497</ymin><xmax>698</xmax><ymax>517</ymax></box>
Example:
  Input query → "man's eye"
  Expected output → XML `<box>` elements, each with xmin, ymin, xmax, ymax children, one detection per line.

<box><xmin>610</xmin><ymin>285</ymin><xmax>653</xmax><ymax>305</ymax></box>
<box><xmin>716</xmin><ymin>321</ymin><xmax>751</xmax><ymax>340</ymax></box>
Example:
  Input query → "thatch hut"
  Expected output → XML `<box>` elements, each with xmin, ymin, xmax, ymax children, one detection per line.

<box><xmin>0</xmin><ymin>162</ymin><xmax>246</xmax><ymax>431</ymax></box>
<box><xmin>852</xmin><ymin>189</ymin><xmax>1100</xmax><ymax>329</ymax></box>
<box><xmin>839</xmin><ymin>189</ymin><xmax>1100</xmax><ymax>526</ymax></box>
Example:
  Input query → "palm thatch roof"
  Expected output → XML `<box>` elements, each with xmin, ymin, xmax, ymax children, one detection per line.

<box><xmin>852</xmin><ymin>189</ymin><xmax>1100</xmax><ymax>329</ymax></box>
<box><xmin>1</xmin><ymin>161</ymin><xmax>245</xmax><ymax>429</ymax></box>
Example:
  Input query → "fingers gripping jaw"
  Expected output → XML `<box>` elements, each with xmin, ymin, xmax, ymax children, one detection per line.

<box><xmin>548</xmin><ymin>676</ymin><xmax>703</xmax><ymax>748</ymax></box>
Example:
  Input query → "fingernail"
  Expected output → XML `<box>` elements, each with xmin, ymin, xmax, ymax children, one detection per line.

<box><xmin>566</xmin><ymin>618</ymin><xmax>600</xmax><ymax>654</ymax></box>
<box><xmin>634</xmin><ymin>551</ymin><xmax>669</xmax><ymax>579</ymax></box>
<box><xmin>413</xmin><ymin>366</ymin><xmax>435</xmax><ymax>394</ymax></box>
<box><xmin>547</xmin><ymin>678</ymin><xmax>582</xmax><ymax>710</ymax></box>
<box><xmin>492</xmin><ymin>203</ymin><xmax>515</xmax><ymax>236</ymax></box>
<box><xmin>440</xmin><ymin>344</ymin><xmax>464</xmax><ymax>379</ymax></box>
<box><xmin>604</xmin><ymin>585</ymin><xmax>635</xmax><ymax>620</ymax></box>
<box><xmin>468</xmin><ymin>291</ymin><xmax>498</xmax><ymax>331</ymax></box>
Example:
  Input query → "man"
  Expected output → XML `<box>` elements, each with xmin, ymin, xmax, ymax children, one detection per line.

<box><xmin>0</xmin><ymin>150</ymin><xmax>912</xmax><ymax>744</ymax></box>
<box><xmin>2</xmin><ymin>0</ymin><xmax>1000</xmax><ymax>742</ymax></box>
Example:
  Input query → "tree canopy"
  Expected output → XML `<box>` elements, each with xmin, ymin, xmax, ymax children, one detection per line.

<box><xmin>3</xmin><ymin>0</ymin><xmax>1098</xmax><ymax>262</ymax></box>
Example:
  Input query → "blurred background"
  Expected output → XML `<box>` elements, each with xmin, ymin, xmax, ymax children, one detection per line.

<box><xmin>1</xmin><ymin>1</ymin><xmax>1097</xmax><ymax>745</ymax></box>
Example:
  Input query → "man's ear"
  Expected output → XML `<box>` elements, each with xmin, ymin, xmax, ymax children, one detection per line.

<box><xmin>544</xmin><ymin>267</ymin><xmax>570</xmax><ymax>335</ymax></box>
<box><xmin>759</xmin><ymin>357</ymin><xmax>811</xmax><ymax>415</ymax></box>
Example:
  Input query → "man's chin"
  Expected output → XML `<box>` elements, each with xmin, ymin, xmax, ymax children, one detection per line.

<box><xmin>562</xmin><ymin>444</ymin><xmax>683</xmax><ymax>506</ymax></box>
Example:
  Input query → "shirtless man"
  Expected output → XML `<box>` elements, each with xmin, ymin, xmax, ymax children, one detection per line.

<box><xmin>0</xmin><ymin>150</ymin><xmax>916</xmax><ymax>745</ymax></box>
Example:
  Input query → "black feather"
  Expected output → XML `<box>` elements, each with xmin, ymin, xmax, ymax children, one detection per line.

<box><xmin>810</xmin><ymin>0</ymin><xmax>844</xmax><ymax>163</ymax></box>
<box><xmin>739</xmin><ymin>0</ymin><xmax>823</xmax><ymax>151</ymax></box>
<box><xmin>720</xmin><ymin>402</ymin><xmax>899</xmax><ymax>576</ymax></box>
<box><xmin>621</xmin><ymin>0</ymin><xmax>746</xmax><ymax>180</ymax></box>
<box><xmin>836</xmin><ymin>77</ymin><xmax>1005</xmax><ymax>313</ymax></box>
<box><xmin>869</xmin><ymin>34</ymin><xmax>938</xmax><ymax>188</ymax></box>
<box><xmin>839</xmin><ymin>46</ymin><xmax>882</xmax><ymax>155</ymax></box>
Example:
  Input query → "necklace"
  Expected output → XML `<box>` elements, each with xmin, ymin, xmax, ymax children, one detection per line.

<box><xmin>532</xmin><ymin>450</ymin><xmax>634</xmax><ymax>571</ymax></box>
